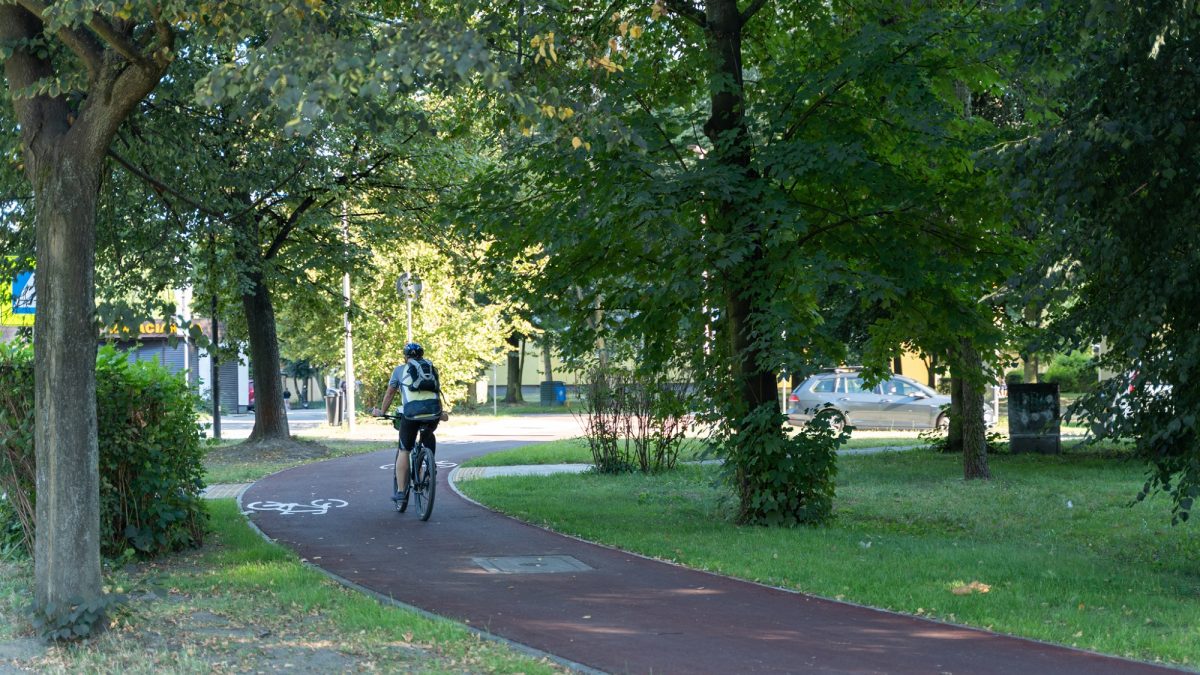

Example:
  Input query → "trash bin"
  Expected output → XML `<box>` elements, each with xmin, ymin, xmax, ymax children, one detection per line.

<box><xmin>1007</xmin><ymin>383</ymin><xmax>1061</xmax><ymax>454</ymax></box>
<box><xmin>333</xmin><ymin>391</ymin><xmax>344</xmax><ymax>426</ymax></box>
<box><xmin>540</xmin><ymin>380</ymin><xmax>566</xmax><ymax>406</ymax></box>
<box><xmin>324</xmin><ymin>395</ymin><xmax>338</xmax><ymax>425</ymax></box>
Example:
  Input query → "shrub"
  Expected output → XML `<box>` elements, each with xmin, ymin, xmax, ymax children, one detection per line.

<box><xmin>0</xmin><ymin>343</ymin><xmax>207</xmax><ymax>558</ymax></box>
<box><xmin>1005</xmin><ymin>369</ymin><xmax>1024</xmax><ymax>384</ymax></box>
<box><xmin>1042</xmin><ymin>351</ymin><xmax>1098</xmax><ymax>393</ymax></box>
<box><xmin>576</xmin><ymin>367</ymin><xmax>694</xmax><ymax>473</ymax></box>
<box><xmin>0</xmin><ymin>341</ymin><xmax>35</xmax><ymax>556</ymax></box>
<box><xmin>577</xmin><ymin>368</ymin><xmax>628</xmax><ymax>473</ymax></box>
<box><xmin>719</xmin><ymin>404</ymin><xmax>844</xmax><ymax>526</ymax></box>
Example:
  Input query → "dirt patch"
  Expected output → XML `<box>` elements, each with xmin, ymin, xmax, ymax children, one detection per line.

<box><xmin>0</xmin><ymin>638</ymin><xmax>45</xmax><ymax>662</ymax></box>
<box><xmin>8</xmin><ymin>600</ymin><xmax>437</xmax><ymax>673</ymax></box>
<box><xmin>205</xmin><ymin>437</ymin><xmax>335</xmax><ymax>465</ymax></box>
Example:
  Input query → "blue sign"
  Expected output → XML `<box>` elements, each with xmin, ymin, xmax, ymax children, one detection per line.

<box><xmin>13</xmin><ymin>271</ymin><xmax>34</xmax><ymax>314</ymax></box>
<box><xmin>2</xmin><ymin>267</ymin><xmax>35</xmax><ymax>327</ymax></box>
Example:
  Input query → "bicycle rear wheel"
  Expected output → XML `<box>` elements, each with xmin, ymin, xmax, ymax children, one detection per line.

<box><xmin>411</xmin><ymin>446</ymin><xmax>436</xmax><ymax>521</ymax></box>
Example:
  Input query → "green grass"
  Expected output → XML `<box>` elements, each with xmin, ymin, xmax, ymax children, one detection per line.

<box><xmin>0</xmin><ymin>501</ymin><xmax>567</xmax><ymax>673</ymax></box>
<box><xmin>458</xmin><ymin>448</ymin><xmax>1200</xmax><ymax>669</ymax></box>
<box><xmin>453</xmin><ymin>401</ymin><xmax>577</xmax><ymax>416</ymax></box>
<box><xmin>461</xmin><ymin>436</ymin><xmax>924</xmax><ymax>467</ymax></box>
<box><xmin>461</xmin><ymin>437</ymin><xmax>720</xmax><ymax>467</ymax></box>
<box><xmin>0</xmin><ymin>559</ymin><xmax>23</xmax><ymax>640</ymax></box>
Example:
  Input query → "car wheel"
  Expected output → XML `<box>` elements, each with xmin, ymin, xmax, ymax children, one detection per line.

<box><xmin>936</xmin><ymin>413</ymin><xmax>949</xmax><ymax>431</ymax></box>
<box><xmin>814</xmin><ymin>410</ymin><xmax>846</xmax><ymax>435</ymax></box>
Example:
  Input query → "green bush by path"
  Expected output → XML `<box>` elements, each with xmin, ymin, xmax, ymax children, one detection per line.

<box><xmin>0</xmin><ymin>343</ymin><xmax>207</xmax><ymax>558</ymax></box>
<box><xmin>459</xmin><ymin>449</ymin><xmax>1200</xmax><ymax>668</ymax></box>
<box><xmin>96</xmin><ymin>347</ymin><xmax>208</xmax><ymax>555</ymax></box>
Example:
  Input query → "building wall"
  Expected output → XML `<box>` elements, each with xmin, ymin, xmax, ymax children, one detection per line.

<box><xmin>491</xmin><ymin>341</ymin><xmax>575</xmax><ymax>387</ymax></box>
<box><xmin>895</xmin><ymin>352</ymin><xmax>937</xmax><ymax>387</ymax></box>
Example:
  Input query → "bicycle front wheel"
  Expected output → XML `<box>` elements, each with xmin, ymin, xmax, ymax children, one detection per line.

<box><xmin>412</xmin><ymin>447</ymin><xmax>436</xmax><ymax>521</ymax></box>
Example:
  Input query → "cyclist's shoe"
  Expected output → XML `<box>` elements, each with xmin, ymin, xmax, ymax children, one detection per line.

<box><xmin>392</xmin><ymin>488</ymin><xmax>409</xmax><ymax>509</ymax></box>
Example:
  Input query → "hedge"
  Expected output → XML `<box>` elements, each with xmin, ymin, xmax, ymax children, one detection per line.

<box><xmin>0</xmin><ymin>342</ymin><xmax>207</xmax><ymax>558</ymax></box>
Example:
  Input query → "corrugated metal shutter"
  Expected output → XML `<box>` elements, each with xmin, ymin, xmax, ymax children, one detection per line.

<box><xmin>159</xmin><ymin>341</ymin><xmax>187</xmax><ymax>375</ymax></box>
<box><xmin>219</xmin><ymin>359</ymin><xmax>240</xmax><ymax>411</ymax></box>
<box><xmin>188</xmin><ymin>345</ymin><xmax>201</xmax><ymax>387</ymax></box>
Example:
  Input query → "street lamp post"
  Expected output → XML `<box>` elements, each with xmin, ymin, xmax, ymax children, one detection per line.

<box><xmin>342</xmin><ymin>206</ymin><xmax>356</xmax><ymax>432</ymax></box>
<box><xmin>396</xmin><ymin>272</ymin><xmax>422</xmax><ymax>342</ymax></box>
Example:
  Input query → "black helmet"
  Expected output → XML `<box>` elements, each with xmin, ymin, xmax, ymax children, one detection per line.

<box><xmin>403</xmin><ymin>342</ymin><xmax>424</xmax><ymax>359</ymax></box>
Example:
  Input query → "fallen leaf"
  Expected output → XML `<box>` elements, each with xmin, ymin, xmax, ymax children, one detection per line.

<box><xmin>951</xmin><ymin>581</ymin><xmax>991</xmax><ymax>595</ymax></box>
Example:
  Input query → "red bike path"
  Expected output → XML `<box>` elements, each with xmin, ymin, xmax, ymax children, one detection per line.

<box><xmin>240</xmin><ymin>440</ymin><xmax>1185</xmax><ymax>674</ymax></box>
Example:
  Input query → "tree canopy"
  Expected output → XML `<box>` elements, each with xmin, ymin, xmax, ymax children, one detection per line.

<box><xmin>3</xmin><ymin>1</ymin><xmax>1198</xmax><ymax>637</ymax></box>
<box><xmin>460</xmin><ymin>0</ymin><xmax>1025</xmax><ymax>521</ymax></box>
<box><xmin>1015</xmin><ymin>0</ymin><xmax>1200</xmax><ymax>523</ymax></box>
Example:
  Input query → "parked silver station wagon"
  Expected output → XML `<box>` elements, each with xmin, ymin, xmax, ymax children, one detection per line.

<box><xmin>787</xmin><ymin>370</ymin><xmax>995</xmax><ymax>433</ymax></box>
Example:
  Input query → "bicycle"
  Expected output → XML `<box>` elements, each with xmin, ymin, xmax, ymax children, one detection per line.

<box><xmin>379</xmin><ymin>414</ymin><xmax>436</xmax><ymax>521</ymax></box>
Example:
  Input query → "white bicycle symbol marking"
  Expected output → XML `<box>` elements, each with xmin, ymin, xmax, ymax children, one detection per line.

<box><xmin>244</xmin><ymin>499</ymin><xmax>348</xmax><ymax>515</ymax></box>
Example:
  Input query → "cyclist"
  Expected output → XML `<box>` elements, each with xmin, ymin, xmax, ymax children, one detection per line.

<box><xmin>372</xmin><ymin>342</ymin><xmax>443</xmax><ymax>508</ymax></box>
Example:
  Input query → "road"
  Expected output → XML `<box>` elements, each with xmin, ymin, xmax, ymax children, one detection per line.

<box><xmin>205</xmin><ymin>407</ymin><xmax>368</xmax><ymax>440</ymax></box>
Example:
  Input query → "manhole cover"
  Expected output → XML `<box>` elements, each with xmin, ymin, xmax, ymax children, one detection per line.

<box><xmin>472</xmin><ymin>555</ymin><xmax>593</xmax><ymax>574</ymax></box>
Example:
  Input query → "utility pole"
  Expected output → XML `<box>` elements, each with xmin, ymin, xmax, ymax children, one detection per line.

<box><xmin>342</xmin><ymin>206</ymin><xmax>356</xmax><ymax>432</ymax></box>
<box><xmin>210</xmin><ymin>296</ymin><xmax>221</xmax><ymax>439</ymax></box>
<box><xmin>209</xmin><ymin>233</ymin><xmax>221</xmax><ymax>439</ymax></box>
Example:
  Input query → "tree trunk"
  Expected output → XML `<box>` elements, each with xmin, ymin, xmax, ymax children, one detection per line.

<box><xmin>242</xmin><ymin>267</ymin><xmax>290</xmax><ymax>441</ymax></box>
<box><xmin>3</xmin><ymin>2</ymin><xmax>172</xmax><ymax>619</ymax></box>
<box><xmin>32</xmin><ymin>149</ymin><xmax>103</xmax><ymax>610</ymax></box>
<box><xmin>1022</xmin><ymin>304</ymin><xmax>1039</xmax><ymax>383</ymax></box>
<box><xmin>519</xmin><ymin>337</ymin><xmax>527</xmax><ymax>387</ymax></box>
<box><xmin>958</xmin><ymin>340</ymin><xmax>991</xmax><ymax>479</ymax></box>
<box><xmin>504</xmin><ymin>331</ymin><xmax>524</xmax><ymax>403</ymax></box>
<box><xmin>542</xmin><ymin>332</ymin><xmax>554</xmax><ymax>381</ymax></box>
<box><xmin>946</xmin><ymin>374</ymin><xmax>963</xmax><ymax>453</ymax></box>
<box><xmin>705</xmin><ymin>0</ymin><xmax>776</xmax><ymax>415</ymax></box>
<box><xmin>698</xmin><ymin>0</ymin><xmax>786</xmax><ymax>522</ymax></box>
<box><xmin>1023</xmin><ymin>355</ymin><xmax>1038</xmax><ymax>384</ymax></box>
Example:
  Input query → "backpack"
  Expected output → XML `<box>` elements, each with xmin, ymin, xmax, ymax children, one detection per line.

<box><xmin>406</xmin><ymin>358</ymin><xmax>440</xmax><ymax>393</ymax></box>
